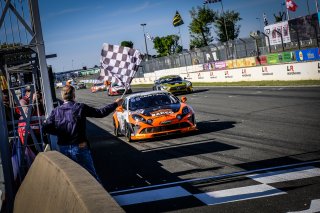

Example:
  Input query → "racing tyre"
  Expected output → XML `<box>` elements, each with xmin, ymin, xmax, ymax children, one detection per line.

<box><xmin>124</xmin><ymin>122</ymin><xmax>132</xmax><ymax>142</ymax></box>
<box><xmin>113</xmin><ymin>118</ymin><xmax>120</xmax><ymax>137</ymax></box>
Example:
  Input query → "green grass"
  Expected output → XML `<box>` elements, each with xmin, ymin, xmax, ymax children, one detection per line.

<box><xmin>131</xmin><ymin>80</ymin><xmax>320</xmax><ymax>88</ymax></box>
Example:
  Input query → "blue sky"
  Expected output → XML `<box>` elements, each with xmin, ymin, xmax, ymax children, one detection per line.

<box><xmin>38</xmin><ymin>0</ymin><xmax>317</xmax><ymax>72</ymax></box>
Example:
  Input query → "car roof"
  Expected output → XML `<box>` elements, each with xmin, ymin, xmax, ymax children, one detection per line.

<box><xmin>126</xmin><ymin>90</ymin><xmax>170</xmax><ymax>99</ymax></box>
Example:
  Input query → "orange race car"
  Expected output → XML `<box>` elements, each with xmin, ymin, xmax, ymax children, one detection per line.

<box><xmin>113</xmin><ymin>91</ymin><xmax>197</xmax><ymax>142</ymax></box>
<box><xmin>90</xmin><ymin>83</ymin><xmax>106</xmax><ymax>93</ymax></box>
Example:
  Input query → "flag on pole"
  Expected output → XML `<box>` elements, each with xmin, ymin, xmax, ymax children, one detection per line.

<box><xmin>173</xmin><ymin>11</ymin><xmax>184</xmax><ymax>27</ymax></box>
<box><xmin>99</xmin><ymin>43</ymin><xmax>142</xmax><ymax>87</ymax></box>
<box><xmin>146</xmin><ymin>33</ymin><xmax>154</xmax><ymax>41</ymax></box>
<box><xmin>286</xmin><ymin>0</ymin><xmax>298</xmax><ymax>12</ymax></box>
<box><xmin>263</xmin><ymin>13</ymin><xmax>268</xmax><ymax>26</ymax></box>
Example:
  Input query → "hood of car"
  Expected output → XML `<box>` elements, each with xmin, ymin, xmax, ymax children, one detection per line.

<box><xmin>132</xmin><ymin>103</ymin><xmax>181</xmax><ymax>117</ymax></box>
<box><xmin>161</xmin><ymin>81</ymin><xmax>187</xmax><ymax>87</ymax></box>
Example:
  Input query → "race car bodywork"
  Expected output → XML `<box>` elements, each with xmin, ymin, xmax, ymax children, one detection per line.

<box><xmin>107</xmin><ymin>83</ymin><xmax>132</xmax><ymax>96</ymax></box>
<box><xmin>91</xmin><ymin>83</ymin><xmax>106</xmax><ymax>93</ymax></box>
<box><xmin>113</xmin><ymin>91</ymin><xmax>197</xmax><ymax>142</ymax></box>
<box><xmin>153</xmin><ymin>75</ymin><xmax>193</xmax><ymax>94</ymax></box>
<box><xmin>75</xmin><ymin>82</ymin><xmax>86</xmax><ymax>90</ymax></box>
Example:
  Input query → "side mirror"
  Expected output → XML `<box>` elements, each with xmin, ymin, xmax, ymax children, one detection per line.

<box><xmin>116</xmin><ymin>106</ymin><xmax>124</xmax><ymax>112</ymax></box>
<box><xmin>181</xmin><ymin>96</ymin><xmax>187</xmax><ymax>103</ymax></box>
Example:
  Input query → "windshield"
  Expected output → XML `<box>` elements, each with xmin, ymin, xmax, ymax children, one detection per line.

<box><xmin>159</xmin><ymin>76</ymin><xmax>182</xmax><ymax>84</ymax></box>
<box><xmin>111</xmin><ymin>83</ymin><xmax>121</xmax><ymax>87</ymax></box>
<box><xmin>129</xmin><ymin>93</ymin><xmax>179</xmax><ymax>111</ymax></box>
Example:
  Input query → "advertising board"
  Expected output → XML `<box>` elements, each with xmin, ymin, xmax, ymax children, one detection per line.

<box><xmin>264</xmin><ymin>21</ymin><xmax>291</xmax><ymax>46</ymax></box>
<box><xmin>295</xmin><ymin>48</ymin><xmax>320</xmax><ymax>62</ymax></box>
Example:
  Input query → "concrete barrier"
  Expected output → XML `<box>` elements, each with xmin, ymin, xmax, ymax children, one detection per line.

<box><xmin>14</xmin><ymin>151</ymin><xmax>124</xmax><ymax>213</ymax></box>
<box><xmin>131</xmin><ymin>61</ymin><xmax>320</xmax><ymax>85</ymax></box>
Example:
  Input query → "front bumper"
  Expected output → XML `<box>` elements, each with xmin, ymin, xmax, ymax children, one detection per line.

<box><xmin>129</xmin><ymin>114</ymin><xmax>197</xmax><ymax>141</ymax></box>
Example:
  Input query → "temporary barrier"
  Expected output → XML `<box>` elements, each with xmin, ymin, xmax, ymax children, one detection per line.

<box><xmin>131</xmin><ymin>61</ymin><xmax>320</xmax><ymax>84</ymax></box>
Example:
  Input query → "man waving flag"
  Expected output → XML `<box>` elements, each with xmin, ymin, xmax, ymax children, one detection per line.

<box><xmin>99</xmin><ymin>43</ymin><xmax>142</xmax><ymax>91</ymax></box>
<box><xmin>173</xmin><ymin>11</ymin><xmax>184</xmax><ymax>27</ymax></box>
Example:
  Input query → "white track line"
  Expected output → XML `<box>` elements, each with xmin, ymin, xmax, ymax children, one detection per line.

<box><xmin>248</xmin><ymin>166</ymin><xmax>320</xmax><ymax>184</ymax></box>
<box><xmin>110</xmin><ymin>160</ymin><xmax>320</xmax><ymax>195</ymax></box>
<box><xmin>194</xmin><ymin>184</ymin><xmax>285</xmax><ymax>206</ymax></box>
<box><xmin>113</xmin><ymin>186</ymin><xmax>191</xmax><ymax>206</ymax></box>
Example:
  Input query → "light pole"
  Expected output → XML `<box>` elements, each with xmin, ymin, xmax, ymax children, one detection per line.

<box><xmin>256</xmin><ymin>17</ymin><xmax>262</xmax><ymax>33</ymax></box>
<box><xmin>140</xmin><ymin>23</ymin><xmax>149</xmax><ymax>60</ymax></box>
<box><xmin>204</xmin><ymin>0</ymin><xmax>230</xmax><ymax>58</ymax></box>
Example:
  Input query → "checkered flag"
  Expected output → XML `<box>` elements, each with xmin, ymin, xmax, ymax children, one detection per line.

<box><xmin>99</xmin><ymin>43</ymin><xmax>142</xmax><ymax>88</ymax></box>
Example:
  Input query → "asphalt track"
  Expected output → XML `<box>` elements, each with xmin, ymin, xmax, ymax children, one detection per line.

<box><xmin>71</xmin><ymin>86</ymin><xmax>320</xmax><ymax>212</ymax></box>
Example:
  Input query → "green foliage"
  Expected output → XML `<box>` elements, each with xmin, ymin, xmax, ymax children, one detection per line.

<box><xmin>189</xmin><ymin>6</ymin><xmax>216</xmax><ymax>49</ymax></box>
<box><xmin>120</xmin><ymin>41</ymin><xmax>134</xmax><ymax>48</ymax></box>
<box><xmin>214</xmin><ymin>10</ymin><xmax>241</xmax><ymax>42</ymax></box>
<box><xmin>274</xmin><ymin>12</ymin><xmax>285</xmax><ymax>23</ymax></box>
<box><xmin>153</xmin><ymin>35</ymin><xmax>182</xmax><ymax>57</ymax></box>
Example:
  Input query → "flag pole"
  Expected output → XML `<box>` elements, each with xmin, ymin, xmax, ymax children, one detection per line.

<box><xmin>286</xmin><ymin>0</ymin><xmax>290</xmax><ymax>20</ymax></box>
<box><xmin>120</xmin><ymin>89</ymin><xmax>127</xmax><ymax>99</ymax></box>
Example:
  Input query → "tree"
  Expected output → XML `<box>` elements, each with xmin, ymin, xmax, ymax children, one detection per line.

<box><xmin>274</xmin><ymin>12</ymin><xmax>285</xmax><ymax>23</ymax></box>
<box><xmin>214</xmin><ymin>10</ymin><xmax>241</xmax><ymax>42</ymax></box>
<box><xmin>189</xmin><ymin>6</ymin><xmax>216</xmax><ymax>49</ymax></box>
<box><xmin>153</xmin><ymin>35</ymin><xmax>182</xmax><ymax>57</ymax></box>
<box><xmin>120</xmin><ymin>41</ymin><xmax>134</xmax><ymax>48</ymax></box>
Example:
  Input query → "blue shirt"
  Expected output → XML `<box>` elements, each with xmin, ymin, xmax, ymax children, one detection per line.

<box><xmin>43</xmin><ymin>101</ymin><xmax>117</xmax><ymax>145</ymax></box>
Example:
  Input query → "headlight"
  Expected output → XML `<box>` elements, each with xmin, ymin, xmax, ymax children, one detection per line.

<box><xmin>176</xmin><ymin>114</ymin><xmax>182</xmax><ymax>120</ymax></box>
<box><xmin>132</xmin><ymin>114</ymin><xmax>153</xmax><ymax>124</ymax></box>
<box><xmin>182</xmin><ymin>106</ymin><xmax>190</xmax><ymax>115</ymax></box>
<box><xmin>132</xmin><ymin>114</ymin><xmax>146</xmax><ymax>122</ymax></box>
<box><xmin>186</xmin><ymin>81</ymin><xmax>192</xmax><ymax>87</ymax></box>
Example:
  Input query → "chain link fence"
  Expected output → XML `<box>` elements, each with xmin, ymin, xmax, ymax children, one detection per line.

<box><xmin>137</xmin><ymin>34</ymin><xmax>319</xmax><ymax>77</ymax></box>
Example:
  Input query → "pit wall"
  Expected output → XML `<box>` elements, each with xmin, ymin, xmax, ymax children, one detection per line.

<box><xmin>14</xmin><ymin>151</ymin><xmax>123</xmax><ymax>213</ymax></box>
<box><xmin>131</xmin><ymin>60</ymin><xmax>320</xmax><ymax>85</ymax></box>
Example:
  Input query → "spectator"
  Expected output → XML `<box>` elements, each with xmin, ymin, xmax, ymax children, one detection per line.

<box><xmin>43</xmin><ymin>85</ymin><xmax>123</xmax><ymax>182</ymax></box>
<box><xmin>2</xmin><ymin>89</ymin><xmax>19</xmax><ymax>135</ymax></box>
<box><xmin>18</xmin><ymin>86</ymin><xmax>45</xmax><ymax>154</ymax></box>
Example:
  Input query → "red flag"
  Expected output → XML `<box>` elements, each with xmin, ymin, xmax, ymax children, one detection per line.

<box><xmin>286</xmin><ymin>0</ymin><xmax>298</xmax><ymax>12</ymax></box>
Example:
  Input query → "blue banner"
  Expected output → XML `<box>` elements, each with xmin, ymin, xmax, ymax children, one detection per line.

<box><xmin>295</xmin><ymin>48</ymin><xmax>320</xmax><ymax>62</ymax></box>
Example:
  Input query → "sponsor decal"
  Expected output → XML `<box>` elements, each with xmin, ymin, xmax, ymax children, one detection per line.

<box><xmin>256</xmin><ymin>55</ymin><xmax>268</xmax><ymax>65</ymax></box>
<box><xmin>161</xmin><ymin>120</ymin><xmax>172</xmax><ymax>125</ymax></box>
<box><xmin>197</xmin><ymin>72</ymin><xmax>204</xmax><ymax>79</ymax></box>
<box><xmin>203</xmin><ymin>62</ymin><xmax>214</xmax><ymax>71</ymax></box>
<box><xmin>224</xmin><ymin>70</ymin><xmax>233</xmax><ymax>78</ymax></box>
<box><xmin>151</xmin><ymin>109</ymin><xmax>174</xmax><ymax>117</ymax></box>
<box><xmin>286</xmin><ymin>65</ymin><xmax>301</xmax><ymax>75</ymax></box>
<box><xmin>185</xmin><ymin>73</ymin><xmax>192</xmax><ymax>80</ymax></box>
<box><xmin>295</xmin><ymin>48</ymin><xmax>319</xmax><ymax>62</ymax></box>
<box><xmin>262</xmin><ymin>66</ymin><xmax>273</xmax><ymax>76</ymax></box>
<box><xmin>241</xmin><ymin>69</ymin><xmax>251</xmax><ymax>77</ymax></box>
<box><xmin>210</xmin><ymin>71</ymin><xmax>217</xmax><ymax>79</ymax></box>
<box><xmin>214</xmin><ymin>61</ymin><xmax>227</xmax><ymax>70</ymax></box>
